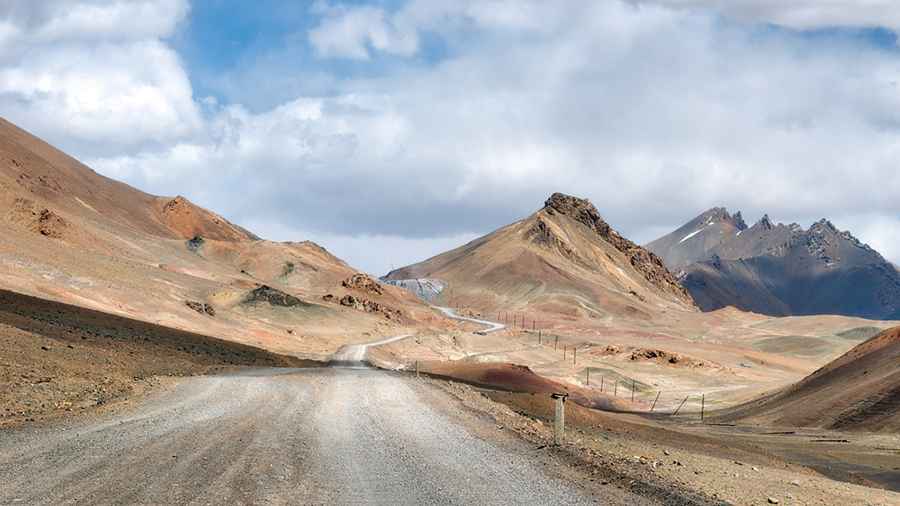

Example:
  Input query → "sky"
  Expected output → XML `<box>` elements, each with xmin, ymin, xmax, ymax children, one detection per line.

<box><xmin>2</xmin><ymin>0</ymin><xmax>900</xmax><ymax>275</ymax></box>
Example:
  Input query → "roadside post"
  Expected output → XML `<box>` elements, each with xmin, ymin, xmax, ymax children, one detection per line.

<box><xmin>415</xmin><ymin>360</ymin><xmax>420</xmax><ymax>379</ymax></box>
<box><xmin>672</xmin><ymin>395</ymin><xmax>689</xmax><ymax>416</ymax></box>
<box><xmin>551</xmin><ymin>393</ymin><xmax>568</xmax><ymax>446</ymax></box>
<box><xmin>701</xmin><ymin>394</ymin><xmax>705</xmax><ymax>422</ymax></box>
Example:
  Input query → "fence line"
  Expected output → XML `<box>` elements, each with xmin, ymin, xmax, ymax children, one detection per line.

<box><xmin>502</xmin><ymin>326</ymin><xmax>711</xmax><ymax>420</ymax></box>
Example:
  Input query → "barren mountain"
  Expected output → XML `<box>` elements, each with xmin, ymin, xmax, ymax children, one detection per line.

<box><xmin>647</xmin><ymin>208</ymin><xmax>900</xmax><ymax>319</ymax></box>
<box><xmin>714</xmin><ymin>326</ymin><xmax>900</xmax><ymax>432</ymax></box>
<box><xmin>386</xmin><ymin>192</ymin><xmax>695</xmax><ymax>320</ymax></box>
<box><xmin>0</xmin><ymin>117</ymin><xmax>435</xmax><ymax>359</ymax></box>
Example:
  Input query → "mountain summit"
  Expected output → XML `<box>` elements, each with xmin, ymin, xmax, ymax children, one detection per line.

<box><xmin>386</xmin><ymin>192</ymin><xmax>695</xmax><ymax>318</ymax></box>
<box><xmin>647</xmin><ymin>208</ymin><xmax>900</xmax><ymax>319</ymax></box>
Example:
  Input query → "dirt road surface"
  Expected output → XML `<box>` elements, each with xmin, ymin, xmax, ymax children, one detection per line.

<box><xmin>435</xmin><ymin>306</ymin><xmax>506</xmax><ymax>334</ymax></box>
<box><xmin>0</xmin><ymin>368</ymin><xmax>652</xmax><ymax>505</ymax></box>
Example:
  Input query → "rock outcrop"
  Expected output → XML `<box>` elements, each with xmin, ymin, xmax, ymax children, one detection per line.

<box><xmin>342</xmin><ymin>273</ymin><xmax>384</xmax><ymax>295</ymax></box>
<box><xmin>322</xmin><ymin>293</ymin><xmax>402</xmax><ymax>320</ymax></box>
<box><xmin>543</xmin><ymin>193</ymin><xmax>692</xmax><ymax>304</ymax></box>
<box><xmin>243</xmin><ymin>285</ymin><xmax>308</xmax><ymax>307</ymax></box>
<box><xmin>8</xmin><ymin>198</ymin><xmax>69</xmax><ymax>239</ymax></box>
<box><xmin>159</xmin><ymin>195</ymin><xmax>259</xmax><ymax>242</ymax></box>
<box><xmin>185</xmin><ymin>300</ymin><xmax>216</xmax><ymax>317</ymax></box>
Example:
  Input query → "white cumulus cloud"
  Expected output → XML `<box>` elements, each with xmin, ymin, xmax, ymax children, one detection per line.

<box><xmin>0</xmin><ymin>0</ymin><xmax>199</xmax><ymax>156</ymax></box>
<box><xmin>6</xmin><ymin>0</ymin><xmax>900</xmax><ymax>274</ymax></box>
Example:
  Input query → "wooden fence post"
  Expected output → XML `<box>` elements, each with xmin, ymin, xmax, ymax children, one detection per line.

<box><xmin>614</xmin><ymin>380</ymin><xmax>618</xmax><ymax>397</ymax></box>
<box><xmin>631</xmin><ymin>379</ymin><xmax>635</xmax><ymax>402</ymax></box>
<box><xmin>701</xmin><ymin>394</ymin><xmax>705</xmax><ymax>422</ymax></box>
<box><xmin>551</xmin><ymin>393</ymin><xmax>568</xmax><ymax>445</ymax></box>
<box><xmin>586</xmin><ymin>368</ymin><xmax>590</xmax><ymax>386</ymax></box>
<box><xmin>600</xmin><ymin>376</ymin><xmax>604</xmax><ymax>392</ymax></box>
<box><xmin>672</xmin><ymin>395</ymin><xmax>689</xmax><ymax>416</ymax></box>
<box><xmin>650</xmin><ymin>391</ymin><xmax>660</xmax><ymax>412</ymax></box>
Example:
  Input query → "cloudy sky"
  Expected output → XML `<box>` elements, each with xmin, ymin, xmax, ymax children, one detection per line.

<box><xmin>2</xmin><ymin>0</ymin><xmax>900</xmax><ymax>274</ymax></box>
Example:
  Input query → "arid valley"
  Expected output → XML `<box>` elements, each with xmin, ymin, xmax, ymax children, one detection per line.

<box><xmin>2</xmin><ymin>2</ymin><xmax>900</xmax><ymax>505</ymax></box>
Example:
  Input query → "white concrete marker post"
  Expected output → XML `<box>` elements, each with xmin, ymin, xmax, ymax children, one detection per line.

<box><xmin>551</xmin><ymin>393</ymin><xmax>568</xmax><ymax>446</ymax></box>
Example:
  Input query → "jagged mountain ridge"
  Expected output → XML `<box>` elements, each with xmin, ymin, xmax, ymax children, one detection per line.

<box><xmin>647</xmin><ymin>208</ymin><xmax>900</xmax><ymax>319</ymax></box>
<box><xmin>386</xmin><ymin>192</ymin><xmax>695</xmax><ymax>318</ymax></box>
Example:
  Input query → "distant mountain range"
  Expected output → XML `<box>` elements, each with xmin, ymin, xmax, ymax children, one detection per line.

<box><xmin>647</xmin><ymin>208</ymin><xmax>900</xmax><ymax>319</ymax></box>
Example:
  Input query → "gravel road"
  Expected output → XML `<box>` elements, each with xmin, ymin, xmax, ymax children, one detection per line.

<box><xmin>435</xmin><ymin>306</ymin><xmax>506</xmax><ymax>334</ymax></box>
<box><xmin>0</xmin><ymin>368</ymin><xmax>641</xmax><ymax>505</ymax></box>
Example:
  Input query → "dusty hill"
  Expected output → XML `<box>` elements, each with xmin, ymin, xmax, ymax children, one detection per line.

<box><xmin>386</xmin><ymin>192</ymin><xmax>695</xmax><ymax>320</ymax></box>
<box><xmin>0</xmin><ymin>288</ymin><xmax>317</xmax><ymax>427</ymax></box>
<box><xmin>647</xmin><ymin>207</ymin><xmax>900</xmax><ymax>319</ymax></box>
<box><xmin>714</xmin><ymin>326</ymin><xmax>900</xmax><ymax>432</ymax></box>
<box><xmin>0</xmin><ymin>118</ymin><xmax>256</xmax><ymax>242</ymax></box>
<box><xmin>0</xmin><ymin>117</ymin><xmax>438</xmax><ymax>358</ymax></box>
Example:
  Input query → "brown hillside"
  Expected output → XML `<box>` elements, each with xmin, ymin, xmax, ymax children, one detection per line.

<box><xmin>0</xmin><ymin>117</ymin><xmax>438</xmax><ymax>357</ymax></box>
<box><xmin>714</xmin><ymin>326</ymin><xmax>900</xmax><ymax>432</ymax></box>
<box><xmin>386</xmin><ymin>192</ymin><xmax>695</xmax><ymax>319</ymax></box>
<box><xmin>0</xmin><ymin>118</ymin><xmax>254</xmax><ymax>242</ymax></box>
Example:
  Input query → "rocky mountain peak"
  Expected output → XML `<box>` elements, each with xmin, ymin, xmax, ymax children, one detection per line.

<box><xmin>543</xmin><ymin>192</ymin><xmax>693</xmax><ymax>305</ymax></box>
<box><xmin>732</xmin><ymin>211</ymin><xmax>747</xmax><ymax>231</ymax></box>
<box><xmin>543</xmin><ymin>192</ymin><xmax>610</xmax><ymax>236</ymax></box>
<box><xmin>755</xmin><ymin>214</ymin><xmax>774</xmax><ymax>231</ymax></box>
<box><xmin>809</xmin><ymin>219</ymin><xmax>839</xmax><ymax>235</ymax></box>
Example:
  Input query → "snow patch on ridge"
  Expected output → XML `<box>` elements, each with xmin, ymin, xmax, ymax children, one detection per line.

<box><xmin>679</xmin><ymin>228</ymin><xmax>705</xmax><ymax>244</ymax></box>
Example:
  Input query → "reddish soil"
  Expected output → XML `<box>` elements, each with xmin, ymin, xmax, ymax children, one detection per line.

<box><xmin>419</xmin><ymin>361</ymin><xmax>633</xmax><ymax>411</ymax></box>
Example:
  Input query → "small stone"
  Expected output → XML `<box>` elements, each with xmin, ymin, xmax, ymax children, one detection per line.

<box><xmin>790</xmin><ymin>480</ymin><xmax>800</xmax><ymax>486</ymax></box>
<box><xmin>767</xmin><ymin>498</ymin><xmax>779</xmax><ymax>504</ymax></box>
<box><xmin>40</xmin><ymin>345</ymin><xmax>50</xmax><ymax>351</ymax></box>
<box><xmin>663</xmin><ymin>450</ymin><xmax>671</xmax><ymax>456</ymax></box>
<box><xmin>752</xmin><ymin>466</ymin><xmax>760</xmax><ymax>472</ymax></box>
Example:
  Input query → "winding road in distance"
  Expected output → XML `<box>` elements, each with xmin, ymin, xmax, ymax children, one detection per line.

<box><xmin>435</xmin><ymin>306</ymin><xmax>507</xmax><ymax>334</ymax></box>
